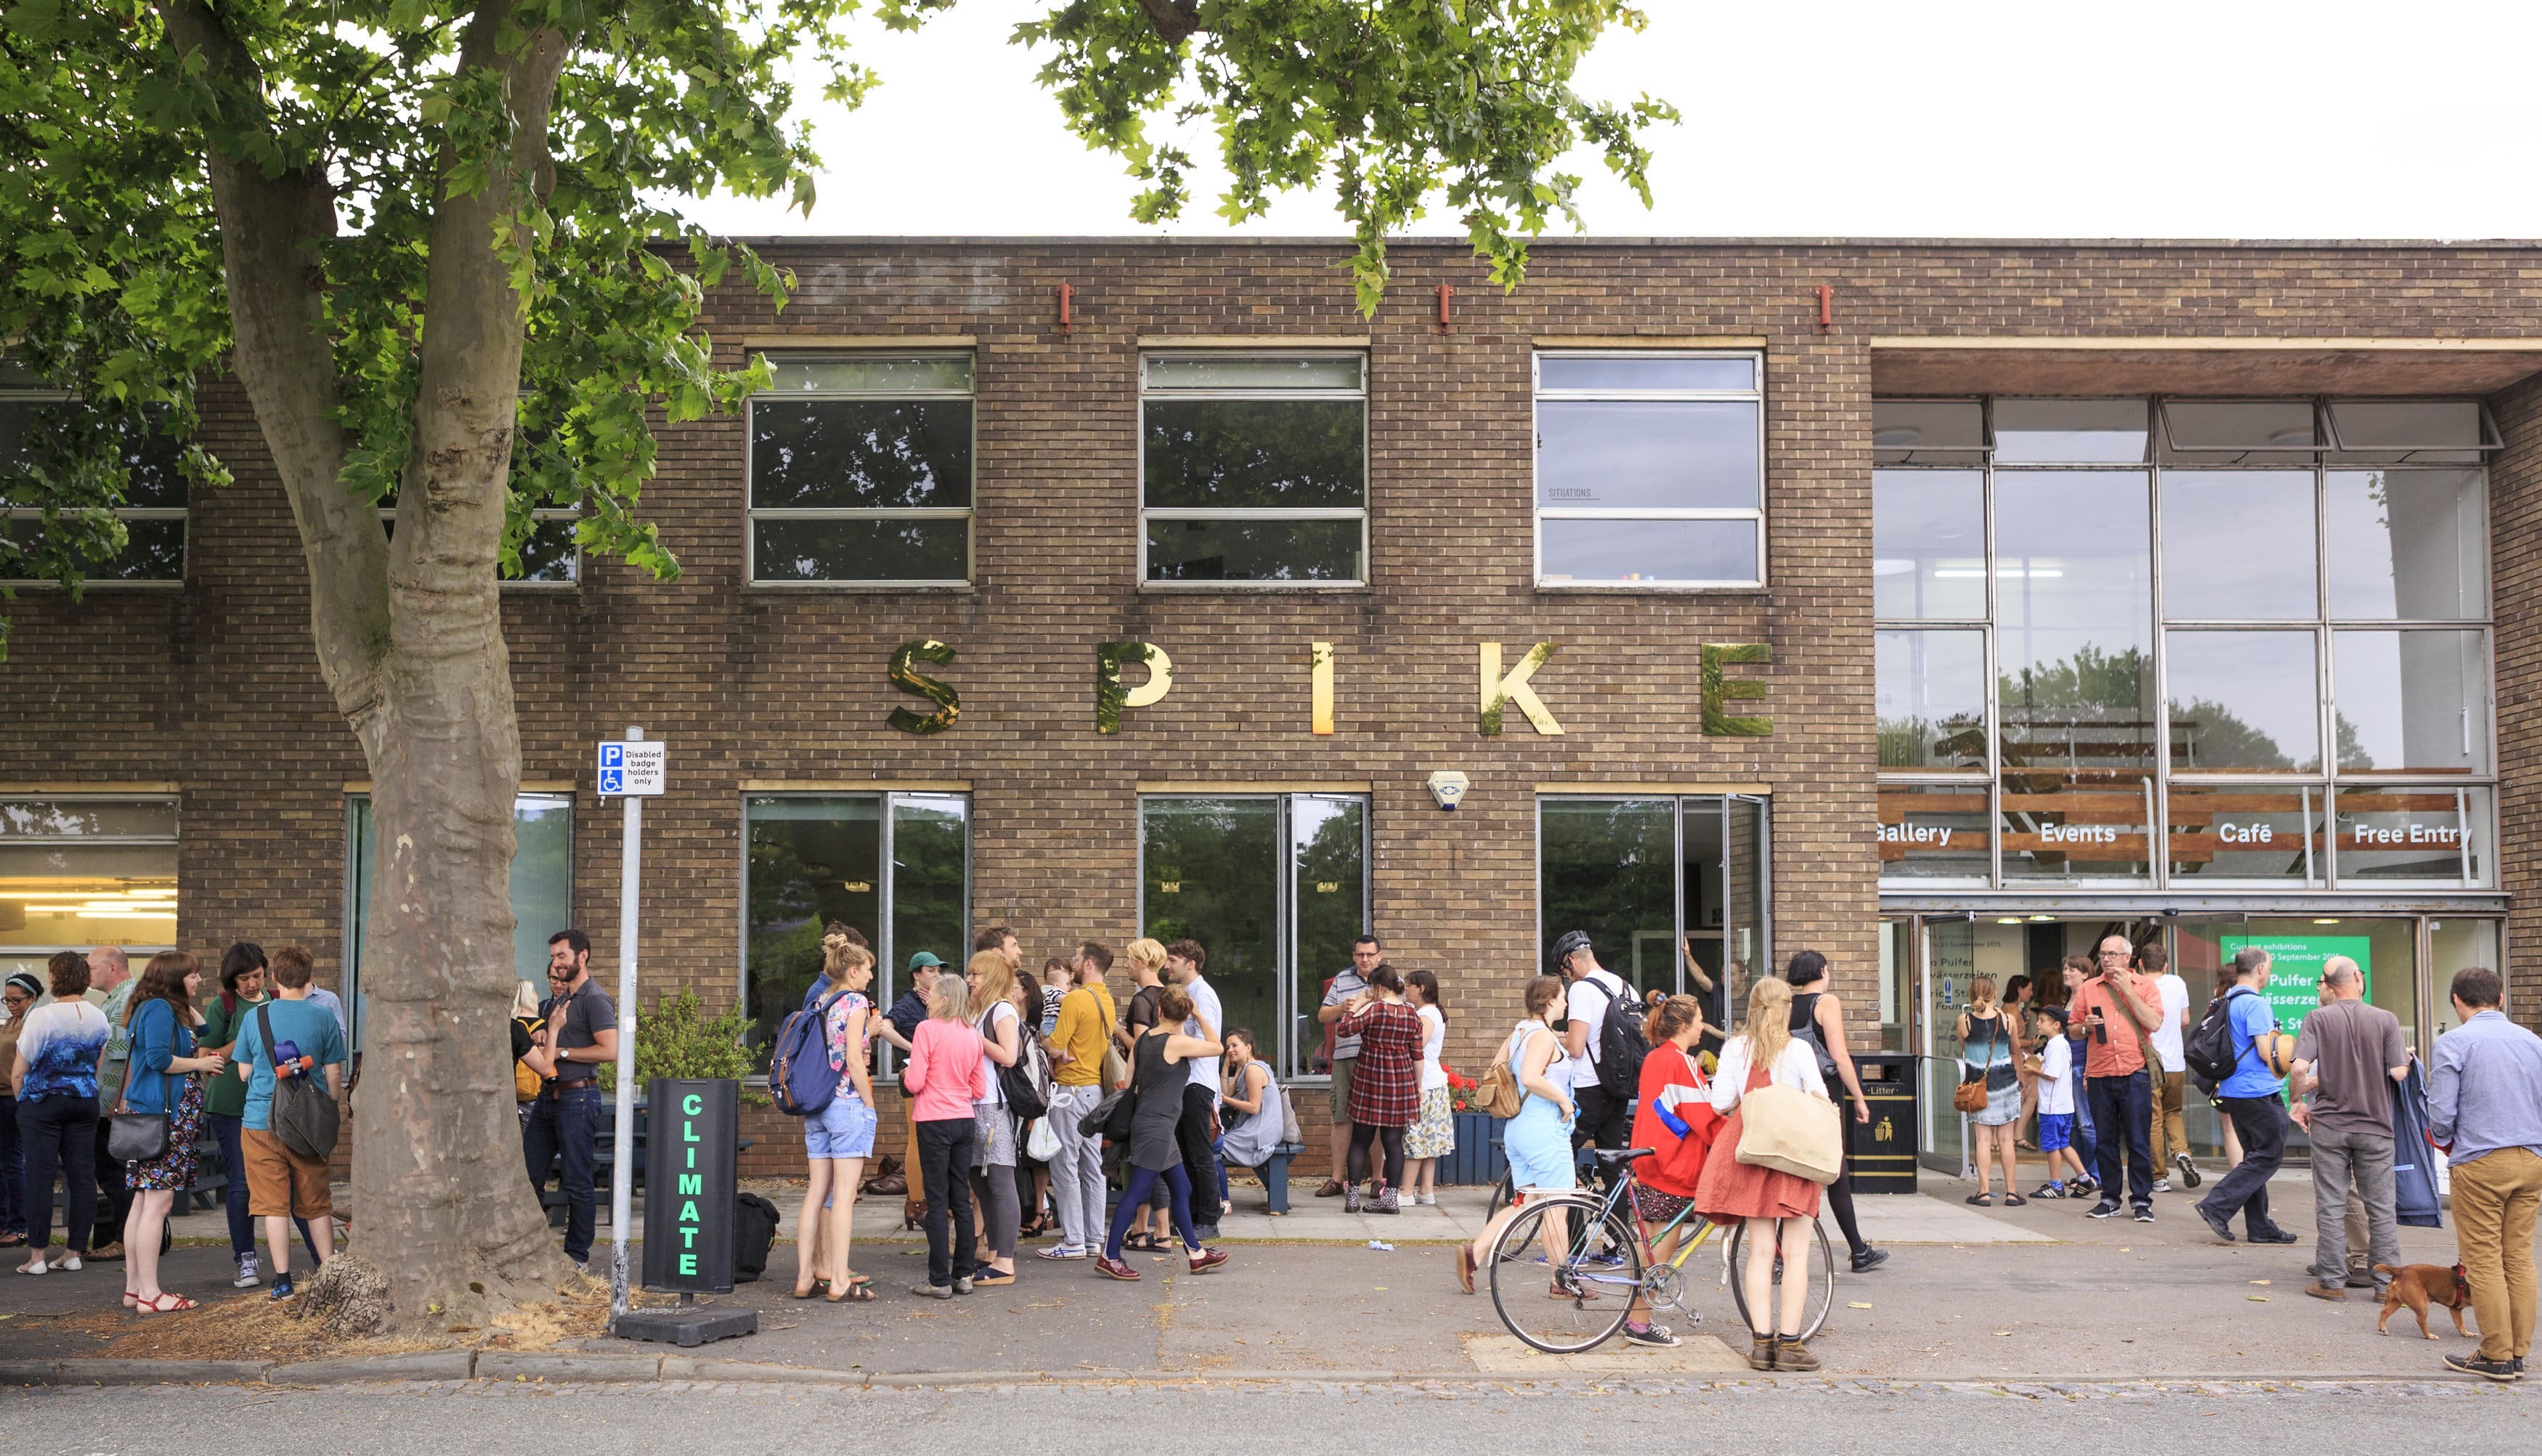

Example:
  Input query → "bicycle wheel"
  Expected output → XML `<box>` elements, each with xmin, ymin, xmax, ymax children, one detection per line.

<box><xmin>1485</xmin><ymin>1167</ymin><xmax>1513</xmax><ymax>1220</ymax></box>
<box><xmin>1487</xmin><ymin>1195</ymin><xmax>1641</xmax><ymax>1355</ymax></box>
<box><xmin>1724</xmin><ymin>1216</ymin><xmax>1838</xmax><ymax>1340</ymax></box>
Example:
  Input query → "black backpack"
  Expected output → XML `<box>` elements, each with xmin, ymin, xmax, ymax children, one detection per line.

<box><xmin>2182</xmin><ymin>993</ymin><xmax>2239</xmax><ymax>1092</ymax></box>
<box><xmin>731</xmin><ymin>1192</ymin><xmax>780</xmax><ymax>1282</ymax></box>
<box><xmin>1593</xmin><ymin>974</ymin><xmax>1649</xmax><ymax>1098</ymax></box>
<box><xmin>256</xmin><ymin>1003</ymin><xmax>341</xmax><ymax>1161</ymax></box>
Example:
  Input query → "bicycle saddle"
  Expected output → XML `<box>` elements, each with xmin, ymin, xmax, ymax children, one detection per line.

<box><xmin>1590</xmin><ymin>1147</ymin><xmax>1656</xmax><ymax>1165</ymax></box>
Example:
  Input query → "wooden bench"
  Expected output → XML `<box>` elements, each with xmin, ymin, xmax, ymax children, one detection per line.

<box><xmin>1225</xmin><ymin>1141</ymin><xmax>1304</xmax><ymax>1215</ymax></box>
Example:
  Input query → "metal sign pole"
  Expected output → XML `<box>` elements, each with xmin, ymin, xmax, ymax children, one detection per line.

<box><xmin>609</xmin><ymin>725</ymin><xmax>643</xmax><ymax>1319</ymax></box>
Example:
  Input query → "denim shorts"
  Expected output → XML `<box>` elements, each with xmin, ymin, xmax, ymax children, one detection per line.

<box><xmin>2037</xmin><ymin>1112</ymin><xmax>2075</xmax><ymax>1152</ymax></box>
<box><xmin>805</xmin><ymin>1089</ymin><xmax>877</xmax><ymax>1160</ymax></box>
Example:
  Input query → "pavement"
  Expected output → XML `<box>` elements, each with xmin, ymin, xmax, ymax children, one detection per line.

<box><xmin>7</xmin><ymin>1168</ymin><xmax>2528</xmax><ymax>1386</ymax></box>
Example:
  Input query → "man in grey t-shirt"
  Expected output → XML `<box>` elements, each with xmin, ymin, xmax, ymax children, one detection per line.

<box><xmin>1314</xmin><ymin>935</ymin><xmax>1382</xmax><ymax>1197</ymax></box>
<box><xmin>2290</xmin><ymin>956</ymin><xmax>2410</xmax><ymax>1301</ymax></box>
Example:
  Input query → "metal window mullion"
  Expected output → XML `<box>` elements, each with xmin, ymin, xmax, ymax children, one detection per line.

<box><xmin>1140</xmin><ymin>507</ymin><xmax>1367</xmax><ymax>521</ymax></box>
<box><xmin>1535</xmin><ymin>507</ymin><xmax>1763</xmax><ymax>521</ymax></box>
<box><xmin>877</xmin><ymin>794</ymin><xmax>897</xmax><ymax>1080</ymax></box>
<box><xmin>1981</xmin><ymin>404</ymin><xmax>2004</xmax><ymax>890</ymax></box>
<box><xmin>1671</xmin><ymin>797</ymin><xmax>1687</xmax><ymax>997</ymax></box>
<box><xmin>2148</xmin><ymin>454</ymin><xmax>2170</xmax><ymax>890</ymax></box>
<box><xmin>747</xmin><ymin>507</ymin><xmax>973</xmax><ymax>519</ymax></box>
<box><xmin>1278</xmin><ymin>796</ymin><xmax>1296</xmax><ymax>1081</ymax></box>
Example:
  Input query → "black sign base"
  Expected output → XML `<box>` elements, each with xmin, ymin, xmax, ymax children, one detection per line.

<box><xmin>610</xmin><ymin>1307</ymin><xmax>759</xmax><ymax>1347</ymax></box>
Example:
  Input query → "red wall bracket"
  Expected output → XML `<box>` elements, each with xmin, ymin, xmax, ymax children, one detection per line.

<box><xmin>1056</xmin><ymin>282</ymin><xmax>1075</xmax><ymax>335</ymax></box>
<box><xmin>1436</xmin><ymin>282</ymin><xmax>1455</xmax><ymax>334</ymax></box>
<box><xmin>1816</xmin><ymin>283</ymin><xmax>1834</xmax><ymax>332</ymax></box>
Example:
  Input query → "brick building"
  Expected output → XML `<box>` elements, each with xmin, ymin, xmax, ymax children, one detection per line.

<box><xmin>4</xmin><ymin>237</ymin><xmax>2535</xmax><ymax>1174</ymax></box>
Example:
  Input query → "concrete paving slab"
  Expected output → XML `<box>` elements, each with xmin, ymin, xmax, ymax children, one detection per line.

<box><xmin>1460</xmin><ymin>1330</ymin><xmax>1751</xmax><ymax>1374</ymax></box>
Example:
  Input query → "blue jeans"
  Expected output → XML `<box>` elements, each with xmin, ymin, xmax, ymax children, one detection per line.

<box><xmin>208</xmin><ymin>1112</ymin><xmax>316</xmax><ymax>1261</ymax></box>
<box><xmin>2086</xmin><ymin>1070</ymin><xmax>2156</xmax><ymax>1208</ymax></box>
<box><xmin>523</xmin><ymin>1085</ymin><xmax>603</xmax><ymax>1262</ymax></box>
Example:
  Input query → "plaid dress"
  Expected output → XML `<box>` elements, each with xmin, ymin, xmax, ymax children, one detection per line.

<box><xmin>1339</xmin><ymin>999</ymin><xmax>1421</xmax><ymax>1128</ymax></box>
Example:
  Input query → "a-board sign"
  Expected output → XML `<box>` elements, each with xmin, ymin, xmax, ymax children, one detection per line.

<box><xmin>641</xmin><ymin>1078</ymin><xmax>737</xmax><ymax>1293</ymax></box>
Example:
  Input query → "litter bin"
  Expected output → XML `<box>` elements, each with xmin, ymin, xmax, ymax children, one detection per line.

<box><xmin>1848</xmin><ymin>1054</ymin><xmax>1918</xmax><ymax>1193</ymax></box>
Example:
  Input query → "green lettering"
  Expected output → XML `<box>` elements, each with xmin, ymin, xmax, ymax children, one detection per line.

<box><xmin>683</xmin><ymin>1121</ymin><xmax>700</xmax><ymax>1142</ymax></box>
<box><xmin>683</xmin><ymin>1227</ymin><xmax>699</xmax><ymax>1248</ymax></box>
<box><xmin>686</xmin><ymin>1147</ymin><xmax>696</xmax><ymax>1168</ymax></box>
<box><xmin>679</xmin><ymin>1253</ymin><xmax>697</xmax><ymax>1275</ymax></box>
<box><xmin>683</xmin><ymin>1093</ymin><xmax>703</xmax><ymax>1115</ymax></box>
<box><xmin>678</xmin><ymin>1174</ymin><xmax>702</xmax><ymax>1195</ymax></box>
<box><xmin>679</xmin><ymin>1200</ymin><xmax>699</xmax><ymax>1223</ymax></box>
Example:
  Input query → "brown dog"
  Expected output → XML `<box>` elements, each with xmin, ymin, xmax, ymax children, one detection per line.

<box><xmin>2374</xmin><ymin>1262</ymin><xmax>2476</xmax><ymax>1340</ymax></box>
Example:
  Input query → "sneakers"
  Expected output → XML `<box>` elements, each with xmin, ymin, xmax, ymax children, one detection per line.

<box><xmin>1192</xmin><ymin>1224</ymin><xmax>1221</xmax><ymax>1242</ymax></box>
<box><xmin>2131</xmin><ymin>1205</ymin><xmax>2156</xmax><ymax>1224</ymax></box>
<box><xmin>1344</xmin><ymin>1185</ymin><xmax>1362</xmax><ymax>1214</ymax></box>
<box><xmin>1187</xmin><ymin>1248</ymin><xmax>1230</xmax><ymax>1275</ymax></box>
<box><xmin>234</xmin><ymin>1253</ymin><xmax>261</xmax><ymax>1289</ymax></box>
<box><xmin>2151</xmin><ymin>1178</ymin><xmax>2172</xmax><ymax>1193</ymax></box>
<box><xmin>951</xmin><ymin>1275</ymin><xmax>974</xmax><ymax>1295</ymax></box>
<box><xmin>1036</xmin><ymin>1245</ymin><xmax>1089</xmax><ymax>1261</ymax></box>
<box><xmin>53</xmin><ymin>1254</ymin><xmax>81</xmax><ymax>1272</ymax></box>
<box><xmin>2248</xmin><ymin>1226</ymin><xmax>2299</xmax><ymax>1245</ymax></box>
<box><xmin>1369</xmin><ymin>1187</ymin><xmax>1400</xmax><ymax>1215</ymax></box>
<box><xmin>909</xmin><ymin>1282</ymin><xmax>955</xmax><ymax>1299</ymax></box>
<box><xmin>2443</xmin><ymin>1351</ymin><xmax>2519</xmax><ymax>1383</ymax></box>
<box><xmin>269</xmin><ymin>1275</ymin><xmax>296</xmax><ymax>1301</ymax></box>
<box><xmin>1849</xmin><ymin>1247</ymin><xmax>1891</xmax><ymax>1274</ymax></box>
<box><xmin>1416</xmin><ymin>1192</ymin><xmax>1437</xmax><ymax>1206</ymax></box>
<box><xmin>2174</xmin><ymin>1152</ymin><xmax>2202</xmax><ymax>1189</ymax></box>
<box><xmin>2305</xmin><ymin>1285</ymin><xmax>2347</xmax><ymax>1302</ymax></box>
<box><xmin>1093</xmin><ymin>1256</ymin><xmax>1141</xmax><ymax>1282</ymax></box>
<box><xmin>1623</xmin><ymin>1321</ymin><xmax>1681</xmax><ymax>1348</ymax></box>
<box><xmin>2070</xmin><ymin>1176</ymin><xmax>2100</xmax><ymax>1198</ymax></box>
<box><xmin>2031</xmin><ymin>1182</ymin><xmax>2067</xmax><ymax>1200</ymax></box>
<box><xmin>2198</xmin><ymin>1205</ymin><xmax>2237</xmax><ymax>1243</ymax></box>
<box><xmin>2086</xmin><ymin>1202</ymin><xmax>2122</xmax><ymax>1219</ymax></box>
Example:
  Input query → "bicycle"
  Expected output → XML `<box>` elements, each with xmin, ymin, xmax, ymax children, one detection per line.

<box><xmin>1485</xmin><ymin>1147</ymin><xmax>1835</xmax><ymax>1355</ymax></box>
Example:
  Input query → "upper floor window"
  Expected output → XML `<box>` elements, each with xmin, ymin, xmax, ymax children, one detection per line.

<box><xmin>1141</xmin><ymin>354</ymin><xmax>1367</xmax><ymax>585</ymax></box>
<box><xmin>748</xmin><ymin>354</ymin><xmax>975</xmax><ymax>586</ymax></box>
<box><xmin>379</xmin><ymin>500</ymin><xmax>580</xmax><ymax>586</ymax></box>
<box><xmin>0</xmin><ymin>370</ymin><xmax>187</xmax><ymax>585</ymax></box>
<box><xmin>1535</xmin><ymin>352</ymin><xmax>1764</xmax><ymax>588</ymax></box>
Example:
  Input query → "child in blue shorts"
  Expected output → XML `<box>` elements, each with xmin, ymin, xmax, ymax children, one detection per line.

<box><xmin>2029</xmin><ymin>1005</ymin><xmax>2093</xmax><ymax>1198</ymax></box>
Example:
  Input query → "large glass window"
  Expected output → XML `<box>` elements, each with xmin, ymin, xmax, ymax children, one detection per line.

<box><xmin>1141</xmin><ymin>356</ymin><xmax>1365</xmax><ymax>585</ymax></box>
<box><xmin>1139</xmin><ymin>794</ymin><xmax>1366</xmax><ymax>1080</ymax></box>
<box><xmin>0</xmin><ymin>797</ymin><xmax>179</xmax><ymax>983</ymax></box>
<box><xmin>749</xmin><ymin>354</ymin><xmax>974</xmax><ymax>585</ymax></box>
<box><xmin>1539</xmin><ymin>795</ymin><xmax>1769</xmax><ymax>1050</ymax></box>
<box><xmin>380</xmin><ymin>501</ymin><xmax>580</xmax><ymax>585</ymax></box>
<box><xmin>1873</xmin><ymin>396</ymin><xmax>2496</xmax><ymax>890</ymax></box>
<box><xmin>0</xmin><ymin>383</ymin><xmax>187</xmax><ymax>584</ymax></box>
<box><xmin>742</xmin><ymin>793</ymin><xmax>969</xmax><ymax>1065</ymax></box>
<box><xmin>345</xmin><ymin>792</ymin><xmax>572</xmax><ymax>1046</ymax></box>
<box><xmin>1535</xmin><ymin>352</ymin><xmax>1764</xmax><ymax>587</ymax></box>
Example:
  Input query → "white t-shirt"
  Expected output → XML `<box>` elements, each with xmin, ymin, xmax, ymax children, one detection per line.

<box><xmin>1563</xmin><ymin>970</ymin><xmax>1625</xmax><ymax>1091</ymax></box>
<box><xmin>2150</xmin><ymin>973</ymin><xmax>2191</xmax><ymax>1073</ymax></box>
<box><xmin>1181</xmin><ymin>976</ymin><xmax>1224</xmax><ymax>1104</ymax></box>
<box><xmin>2038</xmin><ymin>1034</ymin><xmax>2077</xmax><ymax>1115</ymax></box>
<box><xmin>973</xmin><ymin>999</ymin><xmax>1016</xmax><ymax>1106</ymax></box>
<box><xmin>1416</xmin><ymin>1004</ymin><xmax>1447</xmax><ymax>1091</ymax></box>
<box><xmin>1707</xmin><ymin>1034</ymin><xmax>1827</xmax><ymax>1115</ymax></box>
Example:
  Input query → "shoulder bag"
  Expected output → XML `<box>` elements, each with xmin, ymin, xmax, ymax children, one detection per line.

<box><xmin>1733</xmin><ymin>1049</ymin><xmax>1845</xmax><ymax>1185</ymax></box>
<box><xmin>258</xmin><ymin>1002</ymin><xmax>341</xmax><ymax>1161</ymax></box>
<box><xmin>1473</xmin><ymin>1028</ymin><xmax>1528</xmax><ymax>1119</ymax></box>
<box><xmin>107</xmin><ymin>1003</ymin><xmax>175</xmax><ymax>1164</ymax></box>
<box><xmin>1952</xmin><ymin>1014</ymin><xmax>1992</xmax><ymax>1114</ymax></box>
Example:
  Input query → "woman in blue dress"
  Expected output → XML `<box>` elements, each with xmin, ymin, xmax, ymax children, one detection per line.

<box><xmin>1455</xmin><ymin>975</ymin><xmax>1575</xmax><ymax>1294</ymax></box>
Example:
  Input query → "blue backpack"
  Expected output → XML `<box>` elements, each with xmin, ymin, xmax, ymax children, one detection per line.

<box><xmin>769</xmin><ymin>988</ymin><xmax>850</xmax><ymax>1117</ymax></box>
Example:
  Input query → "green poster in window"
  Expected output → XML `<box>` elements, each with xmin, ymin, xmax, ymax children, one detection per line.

<box><xmin>2217</xmin><ymin>935</ymin><xmax>2371</xmax><ymax>1038</ymax></box>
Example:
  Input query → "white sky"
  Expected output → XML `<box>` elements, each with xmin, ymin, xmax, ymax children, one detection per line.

<box><xmin>686</xmin><ymin>0</ymin><xmax>2538</xmax><ymax>243</ymax></box>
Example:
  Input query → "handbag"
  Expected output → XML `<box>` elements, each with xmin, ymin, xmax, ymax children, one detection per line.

<box><xmin>1952</xmin><ymin>1013</ymin><xmax>2004</xmax><ymax>1114</ymax></box>
<box><xmin>1733</xmin><ymin>1061</ymin><xmax>1845</xmax><ymax>1186</ymax></box>
<box><xmin>1474</xmin><ymin>1028</ymin><xmax>1530</xmax><ymax>1119</ymax></box>
<box><xmin>108</xmin><ymin>1004</ymin><xmax>181</xmax><ymax>1163</ymax></box>
<box><xmin>1025</xmin><ymin>1115</ymin><xmax>1061</xmax><ymax>1161</ymax></box>
<box><xmin>1278</xmin><ymin>1086</ymin><xmax>1304</xmax><ymax>1147</ymax></box>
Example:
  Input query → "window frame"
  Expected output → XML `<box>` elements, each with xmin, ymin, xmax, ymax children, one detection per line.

<box><xmin>1137</xmin><ymin>351</ymin><xmax>1371</xmax><ymax>590</ymax></box>
<box><xmin>735</xmin><ymin>789</ymin><xmax>973</xmax><ymax>1074</ymax></box>
<box><xmin>744</xmin><ymin>351</ymin><xmax>978</xmax><ymax>590</ymax></box>
<box><xmin>1134</xmin><ymin>791</ymin><xmax>1371</xmax><ymax>1081</ymax></box>
<box><xmin>1533</xmin><ymin>792</ymin><xmax>1774</xmax><ymax>1016</ymax></box>
<box><xmin>1532</xmin><ymin>349</ymin><xmax>1768</xmax><ymax>590</ymax></box>
<box><xmin>1874</xmin><ymin>395</ymin><xmax>2500</xmax><ymax>893</ymax></box>
<box><xmin>0</xmin><ymin>386</ymin><xmax>187</xmax><ymax>589</ymax></box>
<box><xmin>377</xmin><ymin>505</ymin><xmax>582</xmax><ymax>588</ymax></box>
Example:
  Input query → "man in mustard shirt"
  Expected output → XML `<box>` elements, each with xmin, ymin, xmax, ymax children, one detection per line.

<box><xmin>1037</xmin><ymin>940</ymin><xmax>1117</xmax><ymax>1262</ymax></box>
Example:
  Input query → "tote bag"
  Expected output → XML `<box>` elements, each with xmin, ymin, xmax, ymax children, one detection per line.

<box><xmin>1733</xmin><ymin>1070</ymin><xmax>1844</xmax><ymax>1185</ymax></box>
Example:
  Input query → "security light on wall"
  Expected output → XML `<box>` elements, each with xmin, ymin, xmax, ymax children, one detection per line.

<box><xmin>1426</xmin><ymin>771</ymin><xmax>1470</xmax><ymax>812</ymax></box>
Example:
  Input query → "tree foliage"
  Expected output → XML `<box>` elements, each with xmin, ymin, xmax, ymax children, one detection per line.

<box><xmin>0</xmin><ymin>0</ymin><xmax>1668</xmax><ymax>622</ymax></box>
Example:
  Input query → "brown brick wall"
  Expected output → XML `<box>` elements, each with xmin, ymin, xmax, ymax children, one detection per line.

<box><xmin>6</xmin><ymin>237</ymin><xmax>2536</xmax><ymax>1172</ymax></box>
<box><xmin>2488</xmin><ymin>373</ymin><xmax>2541</xmax><ymax>1034</ymax></box>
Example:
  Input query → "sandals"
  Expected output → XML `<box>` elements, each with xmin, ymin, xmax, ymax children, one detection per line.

<box><xmin>824</xmin><ymin>1280</ymin><xmax>875</xmax><ymax>1303</ymax></box>
<box><xmin>1965</xmin><ymin>1192</ymin><xmax>1995</xmax><ymax>1205</ymax></box>
<box><xmin>1454</xmin><ymin>1245</ymin><xmax>1477</xmax><ymax>1296</ymax></box>
<box><xmin>787</xmin><ymin>1281</ymin><xmax>827</xmax><ymax>1300</ymax></box>
<box><xmin>2002</xmin><ymin>1192</ymin><xmax>2029</xmax><ymax>1207</ymax></box>
<box><xmin>1124</xmin><ymin>1232</ymin><xmax>1167</xmax><ymax>1253</ymax></box>
<box><xmin>136</xmin><ymin>1292</ymin><xmax>198</xmax><ymax>1314</ymax></box>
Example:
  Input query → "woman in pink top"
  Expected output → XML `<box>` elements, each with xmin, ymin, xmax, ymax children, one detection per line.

<box><xmin>901</xmin><ymin>974</ymin><xmax>986</xmax><ymax>1298</ymax></box>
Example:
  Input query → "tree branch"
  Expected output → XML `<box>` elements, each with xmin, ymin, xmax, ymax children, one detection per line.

<box><xmin>155</xmin><ymin>0</ymin><xmax>393</xmax><ymax>724</ymax></box>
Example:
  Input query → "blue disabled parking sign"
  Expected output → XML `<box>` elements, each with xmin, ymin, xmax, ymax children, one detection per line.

<box><xmin>596</xmin><ymin>739</ymin><xmax>666</xmax><ymax>797</ymax></box>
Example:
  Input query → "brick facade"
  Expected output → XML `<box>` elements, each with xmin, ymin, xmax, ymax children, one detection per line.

<box><xmin>4</xmin><ymin>238</ymin><xmax>2535</xmax><ymax>1174</ymax></box>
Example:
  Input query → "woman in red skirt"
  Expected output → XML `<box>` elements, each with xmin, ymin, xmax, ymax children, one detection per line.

<box><xmin>1696</xmin><ymin>975</ymin><xmax>1831</xmax><ymax>1372</ymax></box>
<box><xmin>1335</xmin><ymin>964</ymin><xmax>1423</xmax><ymax>1214</ymax></box>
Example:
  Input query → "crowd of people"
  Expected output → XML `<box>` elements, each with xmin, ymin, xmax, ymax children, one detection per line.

<box><xmin>4</xmin><ymin>942</ymin><xmax>348</xmax><ymax>1309</ymax></box>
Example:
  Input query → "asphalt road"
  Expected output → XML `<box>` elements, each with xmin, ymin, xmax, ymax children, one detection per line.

<box><xmin>7</xmin><ymin>1376</ymin><xmax>2535</xmax><ymax>1453</ymax></box>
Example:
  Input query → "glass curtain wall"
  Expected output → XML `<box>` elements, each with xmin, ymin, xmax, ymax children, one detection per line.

<box><xmin>1874</xmin><ymin>398</ymin><xmax>2495</xmax><ymax>891</ymax></box>
<box><xmin>1138</xmin><ymin>794</ymin><xmax>1368</xmax><ymax>1080</ymax></box>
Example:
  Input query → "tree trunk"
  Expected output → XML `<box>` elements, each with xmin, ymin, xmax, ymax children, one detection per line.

<box><xmin>166</xmin><ymin>1</ymin><xmax>577</xmax><ymax>1330</ymax></box>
